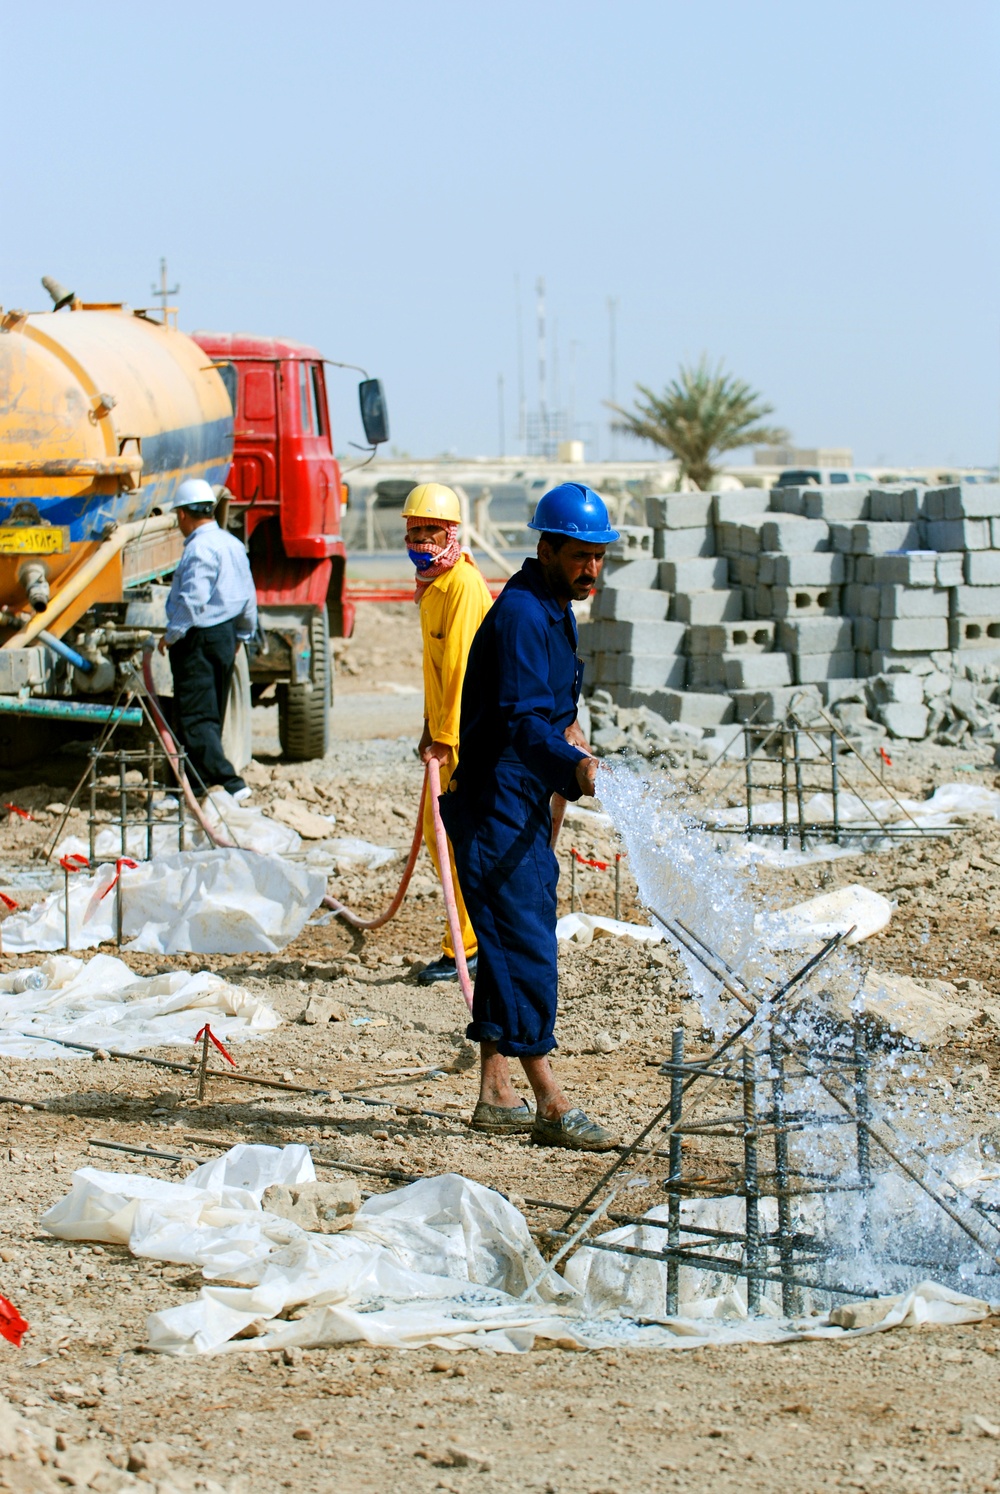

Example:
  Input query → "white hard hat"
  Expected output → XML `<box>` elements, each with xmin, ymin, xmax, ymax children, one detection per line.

<box><xmin>174</xmin><ymin>478</ymin><xmax>217</xmax><ymax>513</ymax></box>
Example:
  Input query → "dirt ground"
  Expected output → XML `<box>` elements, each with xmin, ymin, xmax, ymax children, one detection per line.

<box><xmin>3</xmin><ymin>602</ymin><xmax>1000</xmax><ymax>1494</ymax></box>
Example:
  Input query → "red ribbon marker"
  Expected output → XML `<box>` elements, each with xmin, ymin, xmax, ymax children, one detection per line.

<box><xmin>99</xmin><ymin>858</ymin><xmax>138</xmax><ymax>900</ymax></box>
<box><xmin>571</xmin><ymin>847</ymin><xmax>609</xmax><ymax>871</ymax></box>
<box><xmin>5</xmin><ymin>803</ymin><xmax>32</xmax><ymax>821</ymax></box>
<box><xmin>0</xmin><ymin>892</ymin><xmax>17</xmax><ymax>912</ymax></box>
<box><xmin>878</xmin><ymin>747</ymin><xmax>892</xmax><ymax>768</ymax></box>
<box><xmin>194</xmin><ymin>1024</ymin><xmax>237</xmax><ymax>1067</ymax></box>
<box><xmin>59</xmin><ymin>853</ymin><xmax>90</xmax><ymax>875</ymax></box>
<box><xmin>0</xmin><ymin>1294</ymin><xmax>28</xmax><ymax>1348</ymax></box>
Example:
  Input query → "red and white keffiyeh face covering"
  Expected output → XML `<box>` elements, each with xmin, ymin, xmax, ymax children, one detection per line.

<box><xmin>406</xmin><ymin>517</ymin><xmax>462</xmax><ymax>602</ymax></box>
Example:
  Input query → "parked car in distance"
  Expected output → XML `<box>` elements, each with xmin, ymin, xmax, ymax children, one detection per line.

<box><xmin>774</xmin><ymin>468</ymin><xmax>875</xmax><ymax>487</ymax></box>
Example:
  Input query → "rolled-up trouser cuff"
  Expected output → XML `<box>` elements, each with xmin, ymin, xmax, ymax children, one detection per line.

<box><xmin>466</xmin><ymin>1021</ymin><xmax>557</xmax><ymax>1058</ymax></box>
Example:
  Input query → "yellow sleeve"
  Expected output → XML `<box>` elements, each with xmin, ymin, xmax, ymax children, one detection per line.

<box><xmin>428</xmin><ymin>563</ymin><xmax>492</xmax><ymax>748</ymax></box>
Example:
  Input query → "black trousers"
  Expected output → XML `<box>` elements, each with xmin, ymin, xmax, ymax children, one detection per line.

<box><xmin>168</xmin><ymin>620</ymin><xmax>245</xmax><ymax>795</ymax></box>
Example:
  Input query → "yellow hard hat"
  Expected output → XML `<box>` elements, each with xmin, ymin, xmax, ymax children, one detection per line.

<box><xmin>402</xmin><ymin>482</ymin><xmax>461</xmax><ymax>524</ymax></box>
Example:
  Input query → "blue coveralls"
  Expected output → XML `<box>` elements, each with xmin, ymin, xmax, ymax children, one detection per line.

<box><xmin>439</xmin><ymin>558</ymin><xmax>587</xmax><ymax>1058</ymax></box>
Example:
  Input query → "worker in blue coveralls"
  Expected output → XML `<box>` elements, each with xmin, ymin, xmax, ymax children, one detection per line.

<box><xmin>439</xmin><ymin>483</ymin><xmax>620</xmax><ymax>1151</ymax></box>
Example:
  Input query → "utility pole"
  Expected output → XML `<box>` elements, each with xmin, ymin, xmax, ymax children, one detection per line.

<box><xmin>607</xmin><ymin>295</ymin><xmax>619</xmax><ymax>460</ymax></box>
<box><xmin>151</xmin><ymin>258</ymin><xmax>179</xmax><ymax>324</ymax></box>
<box><xmin>536</xmin><ymin>276</ymin><xmax>548</xmax><ymax>447</ymax></box>
<box><xmin>497</xmin><ymin>373</ymin><xmax>505</xmax><ymax>458</ymax></box>
<box><xmin>515</xmin><ymin>274</ymin><xmax>526</xmax><ymax>445</ymax></box>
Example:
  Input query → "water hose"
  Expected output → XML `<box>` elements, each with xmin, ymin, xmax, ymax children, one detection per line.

<box><xmin>322</xmin><ymin>760</ymin><xmax>474</xmax><ymax>1013</ymax></box>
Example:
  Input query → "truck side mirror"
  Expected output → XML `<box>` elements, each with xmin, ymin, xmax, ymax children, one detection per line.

<box><xmin>358</xmin><ymin>379</ymin><xmax>389</xmax><ymax>446</ymax></box>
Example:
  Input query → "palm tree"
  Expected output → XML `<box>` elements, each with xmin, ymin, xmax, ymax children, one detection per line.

<box><xmin>609</xmin><ymin>357</ymin><xmax>790</xmax><ymax>490</ymax></box>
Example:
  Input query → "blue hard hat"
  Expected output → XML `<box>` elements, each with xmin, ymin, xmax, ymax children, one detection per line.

<box><xmin>527</xmin><ymin>483</ymin><xmax>619</xmax><ymax>544</ymax></box>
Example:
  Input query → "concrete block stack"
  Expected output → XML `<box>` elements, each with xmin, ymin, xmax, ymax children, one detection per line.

<box><xmin>578</xmin><ymin>480</ymin><xmax>1000</xmax><ymax>747</ymax></box>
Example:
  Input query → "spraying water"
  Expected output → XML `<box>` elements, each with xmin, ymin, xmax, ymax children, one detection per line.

<box><xmin>594</xmin><ymin>759</ymin><xmax>1000</xmax><ymax>1310</ymax></box>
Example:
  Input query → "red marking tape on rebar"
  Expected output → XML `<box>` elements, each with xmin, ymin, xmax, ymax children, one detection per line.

<box><xmin>571</xmin><ymin>847</ymin><xmax>609</xmax><ymax>871</ymax></box>
<box><xmin>0</xmin><ymin>1294</ymin><xmax>28</xmax><ymax>1348</ymax></box>
<box><xmin>0</xmin><ymin>892</ymin><xmax>17</xmax><ymax>911</ymax></box>
<box><xmin>59</xmin><ymin>854</ymin><xmax>90</xmax><ymax>874</ymax></box>
<box><xmin>99</xmin><ymin>858</ymin><xmax>138</xmax><ymax>899</ymax></box>
<box><xmin>194</xmin><ymin>1024</ymin><xmax>236</xmax><ymax>1067</ymax></box>
<box><xmin>878</xmin><ymin>747</ymin><xmax>892</xmax><ymax>767</ymax></box>
<box><xmin>5</xmin><ymin>803</ymin><xmax>32</xmax><ymax>821</ymax></box>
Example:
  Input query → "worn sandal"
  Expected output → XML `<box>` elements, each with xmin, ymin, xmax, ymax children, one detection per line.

<box><xmin>531</xmin><ymin>1107</ymin><xmax>618</xmax><ymax>1151</ymax></box>
<box><xmin>469</xmin><ymin>1100</ymin><xmax>534</xmax><ymax>1134</ymax></box>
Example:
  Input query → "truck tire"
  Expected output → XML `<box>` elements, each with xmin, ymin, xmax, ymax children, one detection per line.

<box><xmin>277</xmin><ymin>608</ymin><xmax>331</xmax><ymax>762</ymax></box>
<box><xmin>222</xmin><ymin>643</ymin><xmax>253</xmax><ymax>773</ymax></box>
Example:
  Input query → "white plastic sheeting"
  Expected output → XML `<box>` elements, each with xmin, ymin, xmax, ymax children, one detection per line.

<box><xmin>2</xmin><ymin>849</ymin><xmax>326</xmax><ymax>955</ymax></box>
<box><xmin>54</xmin><ymin>792</ymin><xmax>302</xmax><ymax>863</ymax></box>
<box><xmin>556</xmin><ymin>913</ymin><xmax>664</xmax><ymax>947</ymax></box>
<box><xmin>756</xmin><ymin>884</ymin><xmax>893</xmax><ymax>949</ymax></box>
<box><xmin>39</xmin><ymin>1145</ymin><xmax>1000</xmax><ymax>1355</ymax></box>
<box><xmin>0</xmin><ymin>952</ymin><xmax>280</xmax><ymax>1059</ymax></box>
<box><xmin>708</xmin><ymin>781</ymin><xmax>1000</xmax><ymax>834</ymax></box>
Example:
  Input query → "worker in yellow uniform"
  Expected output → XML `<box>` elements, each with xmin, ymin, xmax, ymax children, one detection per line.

<box><xmin>404</xmin><ymin>483</ymin><xmax>493</xmax><ymax>985</ymax></box>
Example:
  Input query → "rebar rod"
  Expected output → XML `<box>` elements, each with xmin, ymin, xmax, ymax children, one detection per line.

<box><xmin>744</xmin><ymin>724</ymin><xmax>755</xmax><ymax>832</ymax></box>
<box><xmin>146</xmin><ymin>742</ymin><xmax>156</xmax><ymax>861</ymax></box>
<box><xmin>743</xmin><ymin>1048</ymin><xmax>762</xmax><ymax>1312</ymax></box>
<box><xmin>770</xmin><ymin>1028</ymin><xmax>800</xmax><ymax>1316</ymax></box>
<box><xmin>666</xmin><ymin>1024</ymin><xmax>684</xmax><ymax>1316</ymax></box>
<box><xmin>830</xmin><ymin>730</ymin><xmax>841</xmax><ymax>846</ymax></box>
<box><xmin>792</xmin><ymin>726</ymin><xmax>806</xmax><ymax>853</ymax></box>
<box><xmin>780</xmin><ymin>731</ymin><xmax>790</xmax><ymax>851</ymax></box>
<box><xmin>118</xmin><ymin>750</ymin><xmax>128</xmax><ymax>858</ymax></box>
<box><xmin>88</xmin><ymin>748</ymin><xmax>98</xmax><ymax>864</ymax></box>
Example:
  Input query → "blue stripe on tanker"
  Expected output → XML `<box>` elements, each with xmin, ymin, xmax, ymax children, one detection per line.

<box><xmin>0</xmin><ymin>415</ymin><xmax>233</xmax><ymax>541</ymax></box>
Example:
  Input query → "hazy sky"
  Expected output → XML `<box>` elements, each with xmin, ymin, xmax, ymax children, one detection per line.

<box><xmin>3</xmin><ymin>2</ymin><xmax>998</xmax><ymax>466</ymax></box>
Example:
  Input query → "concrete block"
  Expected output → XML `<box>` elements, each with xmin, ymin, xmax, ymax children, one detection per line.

<box><xmin>760</xmin><ymin>517</ymin><xmax>830</xmax><ymax>554</ymax></box>
<box><xmin>926</xmin><ymin>519</ymin><xmax>991</xmax><ymax>551</ymax></box>
<box><xmin>869</xmin><ymin>650</ymin><xmax>936</xmax><ymax>675</ymax></box>
<box><xmin>766</xmin><ymin>585</ymin><xmax>841</xmax><ymax>618</ymax></box>
<box><xmin>607</xmin><ymin>525</ymin><xmax>654</xmax><ymax>560</ymax></box>
<box><xmin>855</xmin><ymin>650</ymin><xmax>873</xmax><ymax>676</ymax></box>
<box><xmin>877</xmin><ymin>617</ymin><xmax>949</xmax><ymax>652</ymax></box>
<box><xmin>602</xmin><ymin>558</ymin><xmax>661</xmax><ymax>590</ymax></box>
<box><xmin>821</xmin><ymin>677</ymin><xmax>867</xmax><ymax>706</ymax></box>
<box><xmin>937</xmin><ymin>552</ymin><xmax>965</xmax><ymax>587</ymax></box>
<box><xmin>952</xmin><ymin>646</ymin><xmax>1000</xmax><ymax>674</ymax></box>
<box><xmin>687</xmin><ymin>620</ymin><xmax>775</xmax><ymax>656</ymax></box>
<box><xmin>853</xmin><ymin>617</ymin><xmax>878</xmax><ymax>652</ymax></box>
<box><xmin>723</xmin><ymin>653</ymin><xmax>792</xmax><ymax>690</ymax></box>
<box><xmin>644</xmin><ymin>493</ymin><xmax>714</xmax><ymax>529</ymax></box>
<box><xmin>732</xmin><ymin>684</ymin><xmax>823</xmax><ymax>722</ymax></box>
<box><xmin>951</xmin><ymin>586</ymin><xmax>1000</xmax><ymax>617</ymax></box>
<box><xmin>713</xmin><ymin>491</ymin><xmax>773</xmax><ymax>523</ymax></box>
<box><xmin>778</xmin><ymin>617</ymin><xmax>853</xmax><ymax>653</ymax></box>
<box><xmin>657</xmin><ymin>527</ymin><xmax>715</xmax><ymax>560</ymax></box>
<box><xmin>630</xmin><ymin>686</ymin><xmax>734</xmax><ymax>727</ymax></box>
<box><xmin>868</xmin><ymin>487</ymin><xmax>922</xmax><ymax>522</ymax></box>
<box><xmin>993</xmin><ymin>518</ymin><xmax>1000</xmax><ymax>549</ymax></box>
<box><xmin>922</xmin><ymin>486</ymin><xmax>959</xmax><ymax>522</ymax></box>
<box><xmin>688</xmin><ymin>655</ymin><xmax>726</xmax><ymax>690</ymax></box>
<box><xmin>802</xmin><ymin>488</ymin><xmax>870</xmax><ymax>522</ymax></box>
<box><xmin>838</xmin><ymin>521</ymin><xmax>923</xmax><ymax>555</ymax></box>
<box><xmin>964</xmin><ymin>552</ymin><xmax>1000</xmax><ymax>586</ymax></box>
<box><xmin>593</xmin><ymin>587</ymin><xmax>671</xmax><ymax>623</ymax></box>
<box><xmin>576</xmin><ymin>621</ymin><xmax>599</xmax><ymax>654</ymax></box>
<box><xmin>869</xmin><ymin>672</ymin><xmax>923</xmax><ymax>705</ymax></box>
<box><xmin>726</xmin><ymin>556</ymin><xmax>756</xmax><ymax>588</ymax></box>
<box><xmin>867</xmin><ymin>552</ymin><xmax>938</xmax><ymax>587</ymax></box>
<box><xmin>752</xmin><ymin>584</ymin><xmax>773</xmax><ymax>617</ymax></box>
<box><xmin>794</xmin><ymin>650</ymin><xmax>857</xmax><ymax>685</ymax></box>
<box><xmin>879</xmin><ymin>585</ymin><xmax>950</xmax><ymax>619</ymax></box>
<box><xmin>617</xmin><ymin>653</ymin><xmax>689</xmax><ymax>689</ymax></box>
<box><xmin>602</xmin><ymin>620</ymin><xmax>687</xmax><ymax>655</ymax></box>
<box><xmin>715</xmin><ymin>520</ymin><xmax>744</xmax><ymax>554</ymax></box>
<box><xmin>757</xmin><ymin>551</ymin><xmax>846</xmax><ymax>586</ymax></box>
<box><xmin>768</xmin><ymin>488</ymin><xmax>806</xmax><ymax>515</ymax></box>
<box><xmin>659</xmin><ymin>556</ymin><xmax>728</xmax><ymax>591</ymax></box>
<box><xmin>672</xmin><ymin>589</ymin><xmax>743</xmax><ymax>624</ymax></box>
<box><xmin>843</xmin><ymin>583</ymin><xmax>880</xmax><ymax>618</ymax></box>
<box><xmin>738</xmin><ymin>521</ymin><xmax>769</xmax><ymax>554</ymax></box>
<box><xmin>593</xmin><ymin>652</ymin><xmax>621</xmax><ymax>685</ymax></box>
<box><xmin>880</xmin><ymin>702</ymin><xmax>930</xmax><ymax>740</ymax></box>
<box><xmin>943</xmin><ymin>483</ymin><xmax>1000</xmax><ymax>519</ymax></box>
<box><xmin>949</xmin><ymin>617</ymin><xmax>1000</xmax><ymax>650</ymax></box>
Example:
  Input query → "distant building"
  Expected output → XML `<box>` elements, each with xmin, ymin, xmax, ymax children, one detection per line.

<box><xmin>754</xmin><ymin>446</ymin><xmax>853</xmax><ymax>468</ymax></box>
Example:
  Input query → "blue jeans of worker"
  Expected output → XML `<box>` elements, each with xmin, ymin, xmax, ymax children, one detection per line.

<box><xmin>440</xmin><ymin>759</ymin><xmax>558</xmax><ymax>1058</ymax></box>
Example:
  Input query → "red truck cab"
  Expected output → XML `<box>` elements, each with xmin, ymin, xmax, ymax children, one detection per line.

<box><xmin>191</xmin><ymin>331</ymin><xmax>387</xmax><ymax>759</ymax></box>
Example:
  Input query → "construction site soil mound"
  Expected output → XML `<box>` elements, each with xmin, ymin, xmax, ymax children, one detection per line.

<box><xmin>3</xmin><ymin>603</ymin><xmax>1000</xmax><ymax>1491</ymax></box>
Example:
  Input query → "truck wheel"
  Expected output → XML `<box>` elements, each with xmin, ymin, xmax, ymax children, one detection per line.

<box><xmin>222</xmin><ymin>644</ymin><xmax>253</xmax><ymax>773</ymax></box>
<box><xmin>277</xmin><ymin>608</ymin><xmax>331</xmax><ymax>761</ymax></box>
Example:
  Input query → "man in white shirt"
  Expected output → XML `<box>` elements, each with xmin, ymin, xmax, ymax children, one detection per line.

<box><xmin>157</xmin><ymin>479</ymin><xmax>257</xmax><ymax>799</ymax></box>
